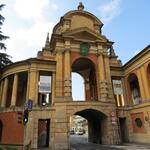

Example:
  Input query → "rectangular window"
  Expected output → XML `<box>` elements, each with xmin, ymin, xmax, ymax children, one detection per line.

<box><xmin>38</xmin><ymin>71</ymin><xmax>52</xmax><ymax>106</ymax></box>
<box><xmin>112</xmin><ymin>79</ymin><xmax>125</xmax><ymax>107</ymax></box>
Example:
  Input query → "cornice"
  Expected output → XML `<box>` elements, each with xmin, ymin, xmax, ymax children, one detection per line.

<box><xmin>123</xmin><ymin>44</ymin><xmax>150</xmax><ymax>70</ymax></box>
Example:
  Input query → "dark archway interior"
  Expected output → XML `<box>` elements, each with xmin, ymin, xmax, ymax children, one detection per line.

<box><xmin>75</xmin><ymin>109</ymin><xmax>106</xmax><ymax>144</ymax></box>
<box><xmin>72</xmin><ymin>58</ymin><xmax>98</xmax><ymax>101</ymax></box>
<box><xmin>128</xmin><ymin>73</ymin><xmax>141</xmax><ymax>104</ymax></box>
<box><xmin>16</xmin><ymin>72</ymin><xmax>28</xmax><ymax>106</ymax></box>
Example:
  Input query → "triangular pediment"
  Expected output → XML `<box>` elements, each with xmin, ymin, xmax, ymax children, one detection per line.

<box><xmin>63</xmin><ymin>27</ymin><xmax>108</xmax><ymax>42</ymax></box>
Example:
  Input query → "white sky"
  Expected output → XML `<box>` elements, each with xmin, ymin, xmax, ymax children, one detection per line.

<box><xmin>1</xmin><ymin>0</ymin><xmax>150</xmax><ymax>64</ymax></box>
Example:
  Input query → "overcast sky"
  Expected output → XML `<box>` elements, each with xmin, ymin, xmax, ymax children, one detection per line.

<box><xmin>1</xmin><ymin>0</ymin><xmax>150</xmax><ymax>64</ymax></box>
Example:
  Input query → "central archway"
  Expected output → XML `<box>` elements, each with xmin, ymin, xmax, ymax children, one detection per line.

<box><xmin>69</xmin><ymin>108</ymin><xmax>107</xmax><ymax>146</ymax></box>
<box><xmin>75</xmin><ymin>109</ymin><xmax>107</xmax><ymax>144</ymax></box>
<box><xmin>72</xmin><ymin>58</ymin><xmax>98</xmax><ymax>101</ymax></box>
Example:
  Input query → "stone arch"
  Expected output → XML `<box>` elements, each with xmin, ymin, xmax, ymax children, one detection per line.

<box><xmin>128</xmin><ymin>73</ymin><xmax>141</xmax><ymax>104</ymax></box>
<box><xmin>72</xmin><ymin>58</ymin><xmax>98</xmax><ymax>101</ymax></box>
<box><xmin>70</xmin><ymin>108</ymin><xmax>107</xmax><ymax>144</ymax></box>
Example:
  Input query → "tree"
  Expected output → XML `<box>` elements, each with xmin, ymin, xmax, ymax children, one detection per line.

<box><xmin>0</xmin><ymin>4</ymin><xmax>12</xmax><ymax>69</ymax></box>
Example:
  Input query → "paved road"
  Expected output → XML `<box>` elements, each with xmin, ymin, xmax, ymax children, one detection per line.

<box><xmin>70</xmin><ymin>134</ymin><xmax>150</xmax><ymax>150</ymax></box>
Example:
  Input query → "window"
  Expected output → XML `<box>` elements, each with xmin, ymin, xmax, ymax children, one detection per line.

<box><xmin>112</xmin><ymin>79</ymin><xmax>124</xmax><ymax>106</ymax></box>
<box><xmin>128</xmin><ymin>73</ymin><xmax>141</xmax><ymax>105</ymax></box>
<box><xmin>135</xmin><ymin>118</ymin><xmax>142</xmax><ymax>128</ymax></box>
<box><xmin>131</xmin><ymin>113</ymin><xmax>145</xmax><ymax>133</ymax></box>
<box><xmin>38</xmin><ymin>72</ymin><xmax>52</xmax><ymax>106</ymax></box>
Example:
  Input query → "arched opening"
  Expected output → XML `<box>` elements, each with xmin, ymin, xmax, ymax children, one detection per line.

<box><xmin>128</xmin><ymin>73</ymin><xmax>141</xmax><ymax>104</ymax></box>
<box><xmin>72</xmin><ymin>73</ymin><xmax>85</xmax><ymax>101</ymax></box>
<box><xmin>70</xmin><ymin>109</ymin><xmax>107</xmax><ymax>147</ymax></box>
<box><xmin>0</xmin><ymin>120</ymin><xmax>3</xmax><ymax>142</ymax></box>
<box><xmin>72</xmin><ymin>58</ymin><xmax>98</xmax><ymax>101</ymax></box>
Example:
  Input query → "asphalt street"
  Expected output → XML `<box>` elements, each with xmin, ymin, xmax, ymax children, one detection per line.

<box><xmin>70</xmin><ymin>134</ymin><xmax>150</xmax><ymax>150</ymax></box>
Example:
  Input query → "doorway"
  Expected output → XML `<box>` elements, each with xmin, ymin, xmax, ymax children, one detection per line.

<box><xmin>119</xmin><ymin>117</ymin><xmax>127</xmax><ymax>143</ymax></box>
<box><xmin>38</xmin><ymin>119</ymin><xmax>50</xmax><ymax>148</ymax></box>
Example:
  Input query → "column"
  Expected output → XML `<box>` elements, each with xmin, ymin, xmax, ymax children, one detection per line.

<box><xmin>116</xmin><ymin>95</ymin><xmax>120</xmax><ymax>106</ymax></box>
<box><xmin>136</xmin><ymin>69</ymin><xmax>145</xmax><ymax>101</ymax></box>
<box><xmin>27</xmin><ymin>69</ymin><xmax>39</xmax><ymax>105</ymax></box>
<box><xmin>26</xmin><ymin>71</ymin><xmax>29</xmax><ymax>101</ymax></box>
<box><xmin>121</xmin><ymin>78</ymin><xmax>127</xmax><ymax>106</ymax></box>
<box><xmin>11</xmin><ymin>74</ymin><xmax>18</xmax><ymax>106</ymax></box>
<box><xmin>52</xmin><ymin>72</ymin><xmax>56</xmax><ymax>104</ymax></box>
<box><xmin>35</xmin><ymin>71</ymin><xmax>39</xmax><ymax>105</ymax></box>
<box><xmin>0</xmin><ymin>80</ymin><xmax>4</xmax><ymax>102</ymax></box>
<box><xmin>1</xmin><ymin>77</ymin><xmax>8</xmax><ymax>107</ymax></box>
<box><xmin>55</xmin><ymin>50</ymin><xmax>63</xmax><ymax>100</ymax></box>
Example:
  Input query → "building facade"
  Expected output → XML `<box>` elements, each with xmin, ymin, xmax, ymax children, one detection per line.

<box><xmin>0</xmin><ymin>3</ymin><xmax>150</xmax><ymax>150</ymax></box>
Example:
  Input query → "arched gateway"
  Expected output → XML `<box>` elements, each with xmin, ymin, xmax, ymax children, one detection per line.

<box><xmin>45</xmin><ymin>2</ymin><xmax>121</xmax><ymax>149</ymax></box>
<box><xmin>1</xmin><ymin>2</ymin><xmax>150</xmax><ymax>149</ymax></box>
<box><xmin>0</xmin><ymin>2</ymin><xmax>125</xmax><ymax>150</ymax></box>
<box><xmin>74</xmin><ymin>109</ymin><xmax>107</xmax><ymax>144</ymax></box>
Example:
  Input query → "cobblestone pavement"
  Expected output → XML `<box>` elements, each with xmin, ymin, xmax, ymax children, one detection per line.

<box><xmin>70</xmin><ymin>135</ymin><xmax>150</xmax><ymax>150</ymax></box>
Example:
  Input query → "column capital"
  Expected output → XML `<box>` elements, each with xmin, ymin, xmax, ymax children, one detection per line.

<box><xmin>56</xmin><ymin>49</ymin><xmax>64</xmax><ymax>55</ymax></box>
<box><xmin>97</xmin><ymin>49</ymin><xmax>103</xmax><ymax>57</ymax></box>
<box><xmin>64</xmin><ymin>48</ymin><xmax>70</xmax><ymax>53</ymax></box>
<box><xmin>103</xmin><ymin>51</ymin><xmax>108</xmax><ymax>58</ymax></box>
<box><xmin>64</xmin><ymin>40</ymin><xmax>71</xmax><ymax>46</ymax></box>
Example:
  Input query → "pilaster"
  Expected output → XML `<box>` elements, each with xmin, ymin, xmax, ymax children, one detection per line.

<box><xmin>97</xmin><ymin>45</ymin><xmax>108</xmax><ymax>100</ymax></box>
<box><xmin>55</xmin><ymin>50</ymin><xmax>63</xmax><ymax>100</ymax></box>
<box><xmin>52</xmin><ymin>72</ymin><xmax>56</xmax><ymax>104</ymax></box>
<box><xmin>64</xmin><ymin>46</ymin><xmax>72</xmax><ymax>100</ymax></box>
<box><xmin>103</xmin><ymin>50</ymin><xmax>114</xmax><ymax>99</ymax></box>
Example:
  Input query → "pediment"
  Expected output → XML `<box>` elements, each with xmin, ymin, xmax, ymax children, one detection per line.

<box><xmin>63</xmin><ymin>27</ymin><xmax>108</xmax><ymax>42</ymax></box>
